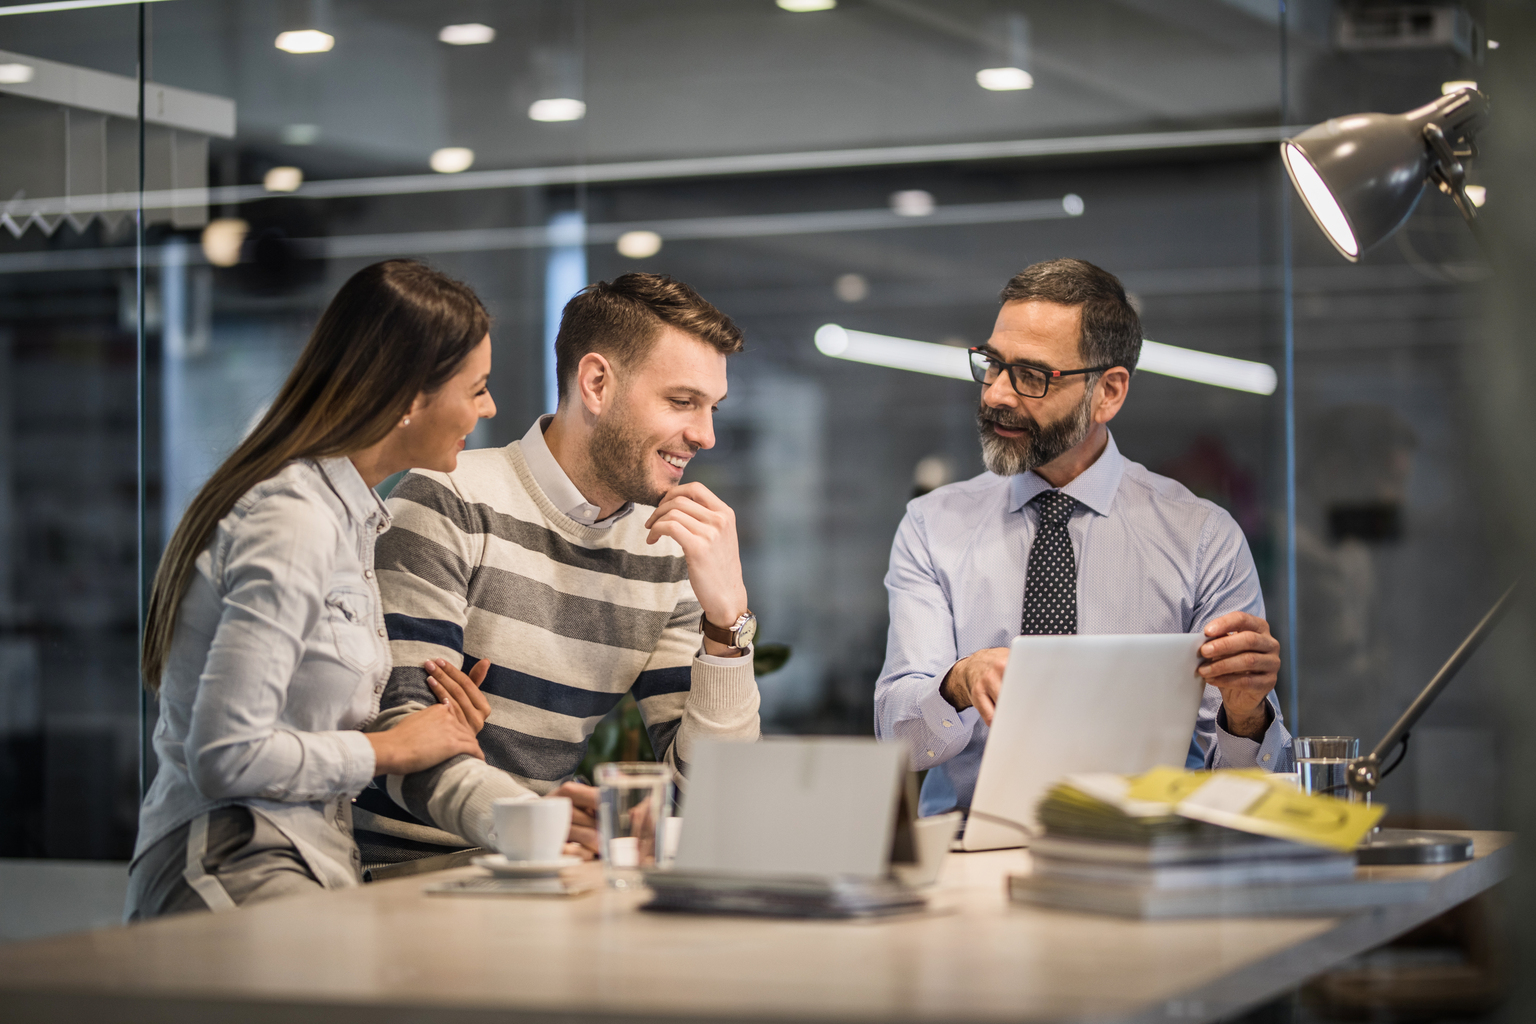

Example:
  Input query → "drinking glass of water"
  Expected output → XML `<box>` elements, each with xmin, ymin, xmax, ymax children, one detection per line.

<box><xmin>1295</xmin><ymin>736</ymin><xmax>1366</xmax><ymax>803</ymax></box>
<box><xmin>595</xmin><ymin>762</ymin><xmax>675</xmax><ymax>889</ymax></box>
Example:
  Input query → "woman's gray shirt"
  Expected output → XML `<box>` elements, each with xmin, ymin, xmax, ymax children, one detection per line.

<box><xmin>133</xmin><ymin>457</ymin><xmax>391</xmax><ymax>889</ymax></box>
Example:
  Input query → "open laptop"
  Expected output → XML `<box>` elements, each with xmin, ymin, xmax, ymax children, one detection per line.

<box><xmin>958</xmin><ymin>633</ymin><xmax>1206</xmax><ymax>852</ymax></box>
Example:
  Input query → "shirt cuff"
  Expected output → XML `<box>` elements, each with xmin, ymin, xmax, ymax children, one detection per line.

<box><xmin>337</xmin><ymin>729</ymin><xmax>379</xmax><ymax>795</ymax></box>
<box><xmin>1211</xmin><ymin>703</ymin><xmax>1290</xmax><ymax>772</ymax></box>
<box><xmin>914</xmin><ymin>682</ymin><xmax>975</xmax><ymax>765</ymax></box>
<box><xmin>696</xmin><ymin>641</ymin><xmax>754</xmax><ymax>670</ymax></box>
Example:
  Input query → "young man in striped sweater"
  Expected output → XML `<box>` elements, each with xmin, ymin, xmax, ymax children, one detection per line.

<box><xmin>356</xmin><ymin>274</ymin><xmax>761</xmax><ymax>860</ymax></box>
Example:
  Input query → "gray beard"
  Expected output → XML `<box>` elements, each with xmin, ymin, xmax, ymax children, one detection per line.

<box><xmin>976</xmin><ymin>390</ymin><xmax>1095</xmax><ymax>476</ymax></box>
<box><xmin>588</xmin><ymin>403</ymin><xmax>667</xmax><ymax>507</ymax></box>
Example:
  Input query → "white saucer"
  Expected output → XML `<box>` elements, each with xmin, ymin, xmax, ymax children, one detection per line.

<box><xmin>472</xmin><ymin>854</ymin><xmax>582</xmax><ymax>878</ymax></box>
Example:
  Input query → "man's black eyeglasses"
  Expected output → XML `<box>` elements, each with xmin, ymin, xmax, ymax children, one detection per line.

<box><xmin>967</xmin><ymin>347</ymin><xmax>1114</xmax><ymax>399</ymax></box>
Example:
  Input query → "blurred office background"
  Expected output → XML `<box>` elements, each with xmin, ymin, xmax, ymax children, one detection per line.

<box><xmin>0</xmin><ymin>0</ymin><xmax>1504</xmax><ymax>871</ymax></box>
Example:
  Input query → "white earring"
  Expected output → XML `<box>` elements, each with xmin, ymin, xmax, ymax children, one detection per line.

<box><xmin>401</xmin><ymin>417</ymin><xmax>411</xmax><ymax>427</ymax></box>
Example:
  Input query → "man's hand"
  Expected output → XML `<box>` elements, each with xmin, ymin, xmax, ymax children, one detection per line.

<box><xmin>1199</xmin><ymin>611</ymin><xmax>1281</xmax><ymax>741</ymax></box>
<box><xmin>644</xmin><ymin>482</ymin><xmax>750</xmax><ymax>658</ymax></box>
<box><xmin>939</xmin><ymin>647</ymin><xmax>1010</xmax><ymax>725</ymax></box>
<box><xmin>424</xmin><ymin>657</ymin><xmax>492</xmax><ymax>733</ymax></box>
<box><xmin>551</xmin><ymin>781</ymin><xmax>600</xmax><ymax>855</ymax></box>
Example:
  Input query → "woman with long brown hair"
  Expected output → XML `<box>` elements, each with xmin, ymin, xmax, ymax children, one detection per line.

<box><xmin>127</xmin><ymin>260</ymin><xmax>496</xmax><ymax>919</ymax></box>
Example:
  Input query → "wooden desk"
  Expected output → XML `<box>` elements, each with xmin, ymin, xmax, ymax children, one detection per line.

<box><xmin>0</xmin><ymin>831</ymin><xmax>1511</xmax><ymax>1024</ymax></box>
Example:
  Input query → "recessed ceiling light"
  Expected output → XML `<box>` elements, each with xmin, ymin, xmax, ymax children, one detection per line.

<box><xmin>776</xmin><ymin>0</ymin><xmax>836</xmax><ymax>10</ymax></box>
<box><xmin>1062</xmin><ymin>194</ymin><xmax>1084</xmax><ymax>216</ymax></box>
<box><xmin>263</xmin><ymin>166</ymin><xmax>304</xmax><ymax>192</ymax></box>
<box><xmin>201</xmin><ymin>218</ymin><xmax>248</xmax><ymax>267</ymax></box>
<box><xmin>280</xmin><ymin>123</ymin><xmax>321</xmax><ymax>145</ymax></box>
<box><xmin>976</xmin><ymin>66</ymin><xmax>1033</xmax><ymax>91</ymax></box>
<box><xmin>275</xmin><ymin>30</ymin><xmax>334</xmax><ymax>54</ymax></box>
<box><xmin>890</xmin><ymin>190</ymin><xmax>935</xmax><ymax>217</ymax></box>
<box><xmin>1464</xmin><ymin>185</ymin><xmax>1486</xmax><ymax>207</ymax></box>
<box><xmin>439</xmin><ymin>23</ymin><xmax>495</xmax><ymax>45</ymax></box>
<box><xmin>616</xmin><ymin>230</ymin><xmax>662</xmax><ymax>258</ymax></box>
<box><xmin>0</xmin><ymin>63</ymin><xmax>35</xmax><ymax>84</ymax></box>
<box><xmin>528</xmin><ymin>98</ymin><xmax>586</xmax><ymax>122</ymax></box>
<box><xmin>430</xmin><ymin>147</ymin><xmax>475</xmax><ymax>174</ymax></box>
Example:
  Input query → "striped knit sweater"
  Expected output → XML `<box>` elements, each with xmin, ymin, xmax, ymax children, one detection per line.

<box><xmin>361</xmin><ymin>440</ymin><xmax>760</xmax><ymax>852</ymax></box>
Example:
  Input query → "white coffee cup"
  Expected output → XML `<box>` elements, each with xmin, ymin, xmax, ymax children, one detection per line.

<box><xmin>489</xmin><ymin>797</ymin><xmax>572</xmax><ymax>862</ymax></box>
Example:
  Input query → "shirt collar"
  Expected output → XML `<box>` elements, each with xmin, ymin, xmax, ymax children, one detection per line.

<box><xmin>315</xmin><ymin>456</ymin><xmax>391</xmax><ymax>528</ymax></box>
<box><xmin>520</xmin><ymin>415</ymin><xmax>634</xmax><ymax>529</ymax></box>
<box><xmin>1006</xmin><ymin>429</ymin><xmax>1126</xmax><ymax>517</ymax></box>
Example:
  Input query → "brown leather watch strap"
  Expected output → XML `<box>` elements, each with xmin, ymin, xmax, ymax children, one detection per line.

<box><xmin>700</xmin><ymin>615</ymin><xmax>738</xmax><ymax>646</ymax></box>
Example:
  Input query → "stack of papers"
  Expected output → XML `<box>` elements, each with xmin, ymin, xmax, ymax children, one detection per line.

<box><xmin>642</xmin><ymin>871</ymin><xmax>926</xmax><ymax>919</ymax></box>
<box><xmin>1011</xmin><ymin>768</ymin><xmax>1393</xmax><ymax>919</ymax></box>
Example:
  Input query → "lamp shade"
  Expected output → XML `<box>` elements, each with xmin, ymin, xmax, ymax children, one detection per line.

<box><xmin>1282</xmin><ymin>90</ymin><xmax>1486</xmax><ymax>262</ymax></box>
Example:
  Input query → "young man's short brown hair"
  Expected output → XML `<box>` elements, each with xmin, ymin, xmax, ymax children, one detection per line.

<box><xmin>554</xmin><ymin>273</ymin><xmax>744</xmax><ymax>402</ymax></box>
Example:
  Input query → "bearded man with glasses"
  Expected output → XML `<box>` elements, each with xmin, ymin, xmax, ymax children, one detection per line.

<box><xmin>875</xmin><ymin>258</ymin><xmax>1291</xmax><ymax>818</ymax></box>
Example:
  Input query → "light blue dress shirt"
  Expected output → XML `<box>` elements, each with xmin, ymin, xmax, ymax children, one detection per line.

<box><xmin>874</xmin><ymin>432</ymin><xmax>1293</xmax><ymax>817</ymax></box>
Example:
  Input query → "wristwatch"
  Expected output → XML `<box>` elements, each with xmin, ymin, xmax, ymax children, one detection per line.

<box><xmin>700</xmin><ymin>610</ymin><xmax>757</xmax><ymax>650</ymax></box>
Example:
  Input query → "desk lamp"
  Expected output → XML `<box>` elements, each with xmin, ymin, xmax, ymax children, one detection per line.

<box><xmin>1282</xmin><ymin>86</ymin><xmax>1487</xmax><ymax>261</ymax></box>
<box><xmin>1282</xmin><ymin>88</ymin><xmax>1504</xmax><ymax>864</ymax></box>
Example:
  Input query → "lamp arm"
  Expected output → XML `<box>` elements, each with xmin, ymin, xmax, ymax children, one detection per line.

<box><xmin>1346</xmin><ymin>580</ymin><xmax>1519</xmax><ymax>795</ymax></box>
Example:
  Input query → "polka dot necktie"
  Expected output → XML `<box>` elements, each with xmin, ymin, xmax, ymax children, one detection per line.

<box><xmin>1021</xmin><ymin>490</ymin><xmax>1079</xmax><ymax>636</ymax></box>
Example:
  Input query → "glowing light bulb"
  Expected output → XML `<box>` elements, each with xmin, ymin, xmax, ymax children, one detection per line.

<box><xmin>275</xmin><ymin>30</ymin><xmax>334</xmax><ymax>54</ymax></box>
<box><xmin>430</xmin><ymin>148</ymin><xmax>475</xmax><ymax>174</ymax></box>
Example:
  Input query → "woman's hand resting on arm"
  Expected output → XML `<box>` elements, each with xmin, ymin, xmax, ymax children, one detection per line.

<box><xmin>366</xmin><ymin>701</ymin><xmax>484</xmax><ymax>776</ymax></box>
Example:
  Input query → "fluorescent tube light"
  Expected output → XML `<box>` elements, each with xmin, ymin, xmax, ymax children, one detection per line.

<box><xmin>276</xmin><ymin>30</ymin><xmax>334</xmax><ymax>54</ymax></box>
<box><xmin>813</xmin><ymin>326</ymin><xmax>1277</xmax><ymax>395</ymax></box>
<box><xmin>0</xmin><ymin>0</ymin><xmax>182</xmax><ymax>14</ymax></box>
<box><xmin>1133</xmin><ymin>341</ymin><xmax>1277</xmax><ymax>394</ymax></box>
<box><xmin>0</xmin><ymin>63</ymin><xmax>34</xmax><ymax>84</ymax></box>
<box><xmin>814</xmin><ymin>325</ymin><xmax>971</xmax><ymax>379</ymax></box>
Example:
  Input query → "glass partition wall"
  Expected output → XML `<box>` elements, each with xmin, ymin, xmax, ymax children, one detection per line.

<box><xmin>0</xmin><ymin>0</ymin><xmax>1503</xmax><ymax>862</ymax></box>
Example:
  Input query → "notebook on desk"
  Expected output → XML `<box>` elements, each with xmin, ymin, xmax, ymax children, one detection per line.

<box><xmin>959</xmin><ymin>633</ymin><xmax>1206</xmax><ymax>852</ymax></box>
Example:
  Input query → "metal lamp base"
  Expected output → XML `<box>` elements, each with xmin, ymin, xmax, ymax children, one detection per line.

<box><xmin>1356</xmin><ymin>829</ymin><xmax>1474</xmax><ymax>865</ymax></box>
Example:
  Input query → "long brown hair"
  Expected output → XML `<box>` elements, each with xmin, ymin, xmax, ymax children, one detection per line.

<box><xmin>142</xmin><ymin>259</ymin><xmax>489</xmax><ymax>690</ymax></box>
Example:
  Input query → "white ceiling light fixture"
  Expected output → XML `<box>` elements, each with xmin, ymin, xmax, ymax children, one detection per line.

<box><xmin>0</xmin><ymin>63</ymin><xmax>35</xmax><ymax>84</ymax></box>
<box><xmin>430</xmin><ymin>147</ymin><xmax>476</xmax><ymax>174</ymax></box>
<box><xmin>776</xmin><ymin>0</ymin><xmax>837</xmax><ymax>10</ymax></box>
<box><xmin>275</xmin><ymin>30</ymin><xmax>334</xmax><ymax>54</ymax></box>
<box><xmin>439</xmin><ymin>23</ymin><xmax>496</xmax><ymax>45</ymax></box>
<box><xmin>1441</xmin><ymin>80</ymin><xmax>1477</xmax><ymax>95</ymax></box>
<box><xmin>263</xmin><ymin>166</ymin><xmax>304</xmax><ymax>192</ymax></box>
<box><xmin>889</xmin><ymin>190</ymin><xmax>935</xmax><ymax>217</ymax></box>
<box><xmin>813</xmin><ymin>326</ymin><xmax>1277</xmax><ymax>395</ymax></box>
<box><xmin>976</xmin><ymin>66</ymin><xmax>1033</xmax><ymax>91</ymax></box>
<box><xmin>201</xmin><ymin>218</ymin><xmax>248</xmax><ymax>267</ymax></box>
<box><xmin>616</xmin><ymin>230</ymin><xmax>662</xmax><ymax>258</ymax></box>
<box><xmin>528</xmin><ymin>98</ymin><xmax>586</xmax><ymax>122</ymax></box>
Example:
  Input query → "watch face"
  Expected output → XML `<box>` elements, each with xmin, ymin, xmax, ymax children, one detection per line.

<box><xmin>736</xmin><ymin>614</ymin><xmax>758</xmax><ymax>647</ymax></box>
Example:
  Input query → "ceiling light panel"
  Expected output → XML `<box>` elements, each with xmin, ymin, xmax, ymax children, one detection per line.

<box><xmin>275</xmin><ymin>30</ymin><xmax>334</xmax><ymax>54</ymax></box>
<box><xmin>440</xmin><ymin>23</ymin><xmax>495</xmax><ymax>45</ymax></box>
<box><xmin>528</xmin><ymin>98</ymin><xmax>586</xmax><ymax>122</ymax></box>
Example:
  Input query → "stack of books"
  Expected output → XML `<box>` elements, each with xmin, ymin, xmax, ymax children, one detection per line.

<box><xmin>1009</xmin><ymin>771</ymin><xmax>1404</xmax><ymax>919</ymax></box>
